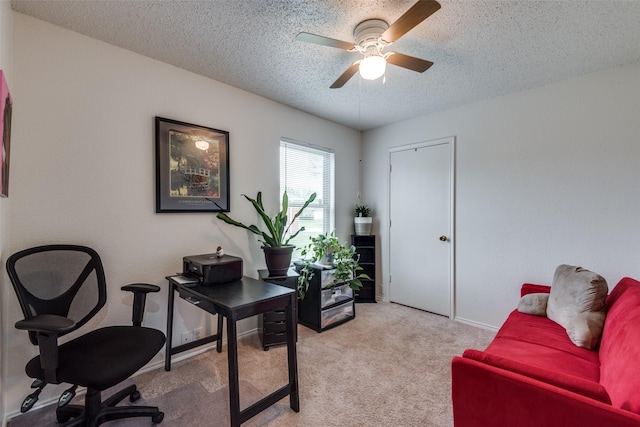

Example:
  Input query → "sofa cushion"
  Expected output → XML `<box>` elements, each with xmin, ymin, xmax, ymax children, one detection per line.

<box><xmin>547</xmin><ymin>265</ymin><xmax>608</xmax><ymax>349</ymax></box>
<box><xmin>487</xmin><ymin>310</ymin><xmax>601</xmax><ymax>382</ymax></box>
<box><xmin>463</xmin><ymin>349</ymin><xmax>611</xmax><ymax>404</ymax></box>
<box><xmin>518</xmin><ymin>293</ymin><xmax>549</xmax><ymax>317</ymax></box>
<box><xmin>598</xmin><ymin>277</ymin><xmax>640</xmax><ymax>413</ymax></box>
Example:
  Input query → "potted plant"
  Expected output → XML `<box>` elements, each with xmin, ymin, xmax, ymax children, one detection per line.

<box><xmin>354</xmin><ymin>204</ymin><xmax>372</xmax><ymax>236</ymax></box>
<box><xmin>303</xmin><ymin>232</ymin><xmax>339</xmax><ymax>265</ymax></box>
<box><xmin>216</xmin><ymin>191</ymin><xmax>316</xmax><ymax>276</ymax></box>
<box><xmin>296</xmin><ymin>231</ymin><xmax>371</xmax><ymax>299</ymax></box>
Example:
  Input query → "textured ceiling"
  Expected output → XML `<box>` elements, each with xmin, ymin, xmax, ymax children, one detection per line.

<box><xmin>11</xmin><ymin>0</ymin><xmax>640</xmax><ymax>131</ymax></box>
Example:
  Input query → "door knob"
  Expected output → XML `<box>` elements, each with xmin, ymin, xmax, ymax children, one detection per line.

<box><xmin>439</xmin><ymin>235</ymin><xmax>448</xmax><ymax>242</ymax></box>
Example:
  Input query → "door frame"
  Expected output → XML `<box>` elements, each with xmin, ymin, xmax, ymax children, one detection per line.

<box><xmin>386</xmin><ymin>136</ymin><xmax>456</xmax><ymax>319</ymax></box>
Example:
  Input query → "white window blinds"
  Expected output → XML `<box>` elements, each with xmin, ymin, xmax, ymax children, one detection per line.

<box><xmin>280</xmin><ymin>139</ymin><xmax>335</xmax><ymax>253</ymax></box>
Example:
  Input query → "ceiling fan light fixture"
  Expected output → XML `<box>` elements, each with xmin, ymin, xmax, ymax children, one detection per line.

<box><xmin>359</xmin><ymin>54</ymin><xmax>386</xmax><ymax>80</ymax></box>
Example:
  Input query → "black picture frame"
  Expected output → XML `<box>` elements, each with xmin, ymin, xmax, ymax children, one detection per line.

<box><xmin>1</xmin><ymin>70</ymin><xmax>12</xmax><ymax>198</ymax></box>
<box><xmin>155</xmin><ymin>116</ymin><xmax>230</xmax><ymax>213</ymax></box>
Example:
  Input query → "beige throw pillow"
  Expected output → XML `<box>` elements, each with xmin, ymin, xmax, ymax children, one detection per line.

<box><xmin>517</xmin><ymin>293</ymin><xmax>549</xmax><ymax>317</ymax></box>
<box><xmin>546</xmin><ymin>264</ymin><xmax>608</xmax><ymax>349</ymax></box>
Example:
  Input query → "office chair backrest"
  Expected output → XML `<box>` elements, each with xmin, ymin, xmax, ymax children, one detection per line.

<box><xmin>7</xmin><ymin>245</ymin><xmax>107</xmax><ymax>345</ymax></box>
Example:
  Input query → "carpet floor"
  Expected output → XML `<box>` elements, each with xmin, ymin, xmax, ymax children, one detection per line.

<box><xmin>8</xmin><ymin>302</ymin><xmax>495</xmax><ymax>426</ymax></box>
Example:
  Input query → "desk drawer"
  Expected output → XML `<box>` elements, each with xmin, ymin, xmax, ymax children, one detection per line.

<box><xmin>321</xmin><ymin>301</ymin><xmax>354</xmax><ymax>328</ymax></box>
<box><xmin>262</xmin><ymin>332</ymin><xmax>287</xmax><ymax>346</ymax></box>
<box><xmin>321</xmin><ymin>284</ymin><xmax>353</xmax><ymax>309</ymax></box>
<box><xmin>178</xmin><ymin>288</ymin><xmax>217</xmax><ymax>315</ymax></box>
<box><xmin>263</xmin><ymin>310</ymin><xmax>286</xmax><ymax>323</ymax></box>
<box><xmin>265</xmin><ymin>321</ymin><xmax>287</xmax><ymax>333</ymax></box>
<box><xmin>319</xmin><ymin>269</ymin><xmax>353</xmax><ymax>288</ymax></box>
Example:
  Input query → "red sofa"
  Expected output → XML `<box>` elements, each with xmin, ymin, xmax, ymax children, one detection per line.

<box><xmin>452</xmin><ymin>277</ymin><xmax>640</xmax><ymax>427</ymax></box>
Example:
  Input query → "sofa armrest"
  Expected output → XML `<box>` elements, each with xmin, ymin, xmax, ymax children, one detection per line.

<box><xmin>452</xmin><ymin>356</ymin><xmax>640</xmax><ymax>427</ymax></box>
<box><xmin>521</xmin><ymin>283</ymin><xmax>551</xmax><ymax>297</ymax></box>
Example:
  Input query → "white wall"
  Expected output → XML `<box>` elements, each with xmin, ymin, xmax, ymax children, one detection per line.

<box><xmin>4</xmin><ymin>12</ymin><xmax>360</xmax><ymax>418</ymax></box>
<box><xmin>8</xmin><ymin>5</ymin><xmax>640</xmax><ymax>424</ymax></box>
<box><xmin>0</xmin><ymin>0</ymin><xmax>14</xmax><ymax>424</ymax></box>
<box><xmin>363</xmin><ymin>61</ymin><xmax>640</xmax><ymax>329</ymax></box>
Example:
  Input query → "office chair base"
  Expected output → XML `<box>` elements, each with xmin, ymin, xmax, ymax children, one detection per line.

<box><xmin>20</xmin><ymin>389</ymin><xmax>41</xmax><ymax>413</ymax></box>
<box><xmin>58</xmin><ymin>385</ymin><xmax>78</xmax><ymax>408</ymax></box>
<box><xmin>57</xmin><ymin>385</ymin><xmax>163</xmax><ymax>426</ymax></box>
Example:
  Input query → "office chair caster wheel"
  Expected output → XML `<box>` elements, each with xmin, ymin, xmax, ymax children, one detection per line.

<box><xmin>152</xmin><ymin>411</ymin><xmax>164</xmax><ymax>424</ymax></box>
<box><xmin>20</xmin><ymin>392</ymin><xmax>39</xmax><ymax>413</ymax></box>
<box><xmin>129</xmin><ymin>390</ymin><xmax>141</xmax><ymax>402</ymax></box>
<box><xmin>56</xmin><ymin>413</ymin><xmax>71</xmax><ymax>423</ymax></box>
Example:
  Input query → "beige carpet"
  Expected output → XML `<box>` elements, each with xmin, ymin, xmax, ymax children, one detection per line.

<box><xmin>8</xmin><ymin>302</ymin><xmax>495</xmax><ymax>426</ymax></box>
<box><xmin>7</xmin><ymin>379</ymin><xmax>279</xmax><ymax>426</ymax></box>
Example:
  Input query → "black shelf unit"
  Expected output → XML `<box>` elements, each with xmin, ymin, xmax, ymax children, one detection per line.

<box><xmin>257</xmin><ymin>268</ymin><xmax>298</xmax><ymax>350</ymax></box>
<box><xmin>351</xmin><ymin>235</ymin><xmax>377</xmax><ymax>303</ymax></box>
<box><xmin>295</xmin><ymin>265</ymin><xmax>355</xmax><ymax>332</ymax></box>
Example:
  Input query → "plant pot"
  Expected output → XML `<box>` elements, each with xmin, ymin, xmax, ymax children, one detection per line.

<box><xmin>263</xmin><ymin>245</ymin><xmax>295</xmax><ymax>277</ymax></box>
<box><xmin>318</xmin><ymin>252</ymin><xmax>334</xmax><ymax>265</ymax></box>
<box><xmin>354</xmin><ymin>217</ymin><xmax>372</xmax><ymax>236</ymax></box>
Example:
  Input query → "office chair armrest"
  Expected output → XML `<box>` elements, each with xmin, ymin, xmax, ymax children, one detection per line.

<box><xmin>15</xmin><ymin>314</ymin><xmax>76</xmax><ymax>334</ymax></box>
<box><xmin>121</xmin><ymin>283</ymin><xmax>161</xmax><ymax>294</ymax></box>
<box><xmin>121</xmin><ymin>283</ymin><xmax>160</xmax><ymax>326</ymax></box>
<box><xmin>16</xmin><ymin>315</ymin><xmax>74</xmax><ymax>384</ymax></box>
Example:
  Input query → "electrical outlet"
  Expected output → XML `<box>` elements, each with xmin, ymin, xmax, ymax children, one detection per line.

<box><xmin>193</xmin><ymin>327</ymin><xmax>203</xmax><ymax>341</ymax></box>
<box><xmin>181</xmin><ymin>331</ymin><xmax>194</xmax><ymax>344</ymax></box>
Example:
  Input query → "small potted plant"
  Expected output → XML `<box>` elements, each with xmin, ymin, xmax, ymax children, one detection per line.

<box><xmin>296</xmin><ymin>231</ymin><xmax>371</xmax><ymax>299</ymax></box>
<box><xmin>216</xmin><ymin>191</ymin><xmax>316</xmax><ymax>276</ymax></box>
<box><xmin>354</xmin><ymin>204</ymin><xmax>372</xmax><ymax>236</ymax></box>
<box><xmin>302</xmin><ymin>232</ymin><xmax>339</xmax><ymax>265</ymax></box>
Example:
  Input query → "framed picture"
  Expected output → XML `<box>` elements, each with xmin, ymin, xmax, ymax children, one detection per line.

<box><xmin>0</xmin><ymin>70</ymin><xmax>12</xmax><ymax>198</ymax></box>
<box><xmin>155</xmin><ymin>117</ymin><xmax>230</xmax><ymax>213</ymax></box>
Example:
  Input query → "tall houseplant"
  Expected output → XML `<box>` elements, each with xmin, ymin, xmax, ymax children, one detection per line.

<box><xmin>296</xmin><ymin>231</ymin><xmax>371</xmax><ymax>299</ymax></box>
<box><xmin>216</xmin><ymin>191</ymin><xmax>316</xmax><ymax>276</ymax></box>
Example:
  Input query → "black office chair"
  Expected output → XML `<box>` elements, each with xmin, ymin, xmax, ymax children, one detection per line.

<box><xmin>6</xmin><ymin>244</ymin><xmax>166</xmax><ymax>426</ymax></box>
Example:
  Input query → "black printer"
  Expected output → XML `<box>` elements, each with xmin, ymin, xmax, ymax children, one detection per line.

<box><xmin>182</xmin><ymin>253</ymin><xmax>243</xmax><ymax>285</ymax></box>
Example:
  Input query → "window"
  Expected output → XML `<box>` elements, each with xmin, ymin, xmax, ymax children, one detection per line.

<box><xmin>280</xmin><ymin>139</ymin><xmax>335</xmax><ymax>254</ymax></box>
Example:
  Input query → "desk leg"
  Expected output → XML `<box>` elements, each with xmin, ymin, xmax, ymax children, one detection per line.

<box><xmin>285</xmin><ymin>293</ymin><xmax>300</xmax><ymax>412</ymax></box>
<box><xmin>164</xmin><ymin>282</ymin><xmax>176</xmax><ymax>371</ymax></box>
<box><xmin>216</xmin><ymin>315</ymin><xmax>223</xmax><ymax>353</ymax></box>
<box><xmin>226</xmin><ymin>315</ymin><xmax>241</xmax><ymax>427</ymax></box>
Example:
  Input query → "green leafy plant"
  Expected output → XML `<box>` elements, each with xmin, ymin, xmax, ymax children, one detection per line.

<box><xmin>300</xmin><ymin>232</ymin><xmax>340</xmax><ymax>264</ymax></box>
<box><xmin>355</xmin><ymin>204</ymin><xmax>370</xmax><ymax>217</ymax></box>
<box><xmin>216</xmin><ymin>191</ymin><xmax>317</xmax><ymax>247</ymax></box>
<box><xmin>296</xmin><ymin>231</ymin><xmax>371</xmax><ymax>299</ymax></box>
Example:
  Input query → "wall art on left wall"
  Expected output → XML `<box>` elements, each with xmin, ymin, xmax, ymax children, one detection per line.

<box><xmin>0</xmin><ymin>70</ymin><xmax>12</xmax><ymax>198</ymax></box>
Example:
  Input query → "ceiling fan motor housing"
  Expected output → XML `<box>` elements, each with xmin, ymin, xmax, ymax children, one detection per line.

<box><xmin>354</xmin><ymin>19</ymin><xmax>389</xmax><ymax>54</ymax></box>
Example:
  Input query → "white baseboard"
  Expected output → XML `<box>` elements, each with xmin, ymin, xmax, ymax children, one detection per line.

<box><xmin>140</xmin><ymin>327</ymin><xmax>258</xmax><ymax>374</ymax></box>
<box><xmin>454</xmin><ymin>316</ymin><xmax>499</xmax><ymax>332</ymax></box>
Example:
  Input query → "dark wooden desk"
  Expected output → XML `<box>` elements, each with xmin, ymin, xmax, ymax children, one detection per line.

<box><xmin>165</xmin><ymin>276</ymin><xmax>300</xmax><ymax>426</ymax></box>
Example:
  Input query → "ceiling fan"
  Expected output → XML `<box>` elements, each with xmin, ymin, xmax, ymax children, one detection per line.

<box><xmin>296</xmin><ymin>0</ymin><xmax>441</xmax><ymax>89</ymax></box>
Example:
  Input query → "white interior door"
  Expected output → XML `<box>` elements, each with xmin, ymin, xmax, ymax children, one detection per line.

<box><xmin>389</xmin><ymin>140</ymin><xmax>452</xmax><ymax>316</ymax></box>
